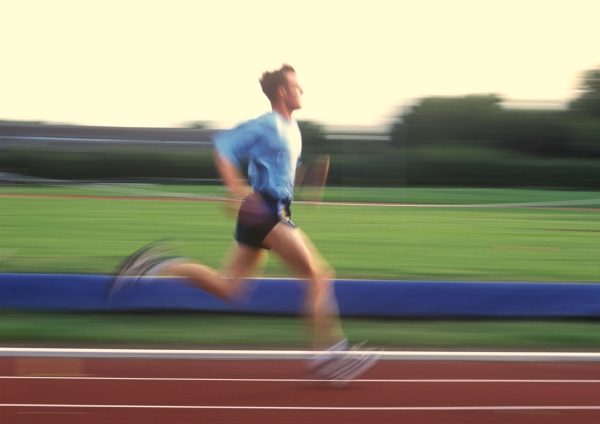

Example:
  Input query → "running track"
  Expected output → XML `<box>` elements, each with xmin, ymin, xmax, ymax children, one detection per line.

<box><xmin>2</xmin><ymin>349</ymin><xmax>600</xmax><ymax>423</ymax></box>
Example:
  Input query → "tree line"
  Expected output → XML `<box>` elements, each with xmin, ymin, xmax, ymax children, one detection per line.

<box><xmin>302</xmin><ymin>66</ymin><xmax>600</xmax><ymax>158</ymax></box>
<box><xmin>1</xmin><ymin>67</ymin><xmax>599</xmax><ymax>189</ymax></box>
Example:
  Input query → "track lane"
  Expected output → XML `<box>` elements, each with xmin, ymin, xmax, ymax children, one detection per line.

<box><xmin>2</xmin><ymin>357</ymin><xmax>600</xmax><ymax>423</ymax></box>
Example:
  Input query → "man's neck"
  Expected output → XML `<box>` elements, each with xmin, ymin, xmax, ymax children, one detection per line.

<box><xmin>271</xmin><ymin>103</ymin><xmax>293</xmax><ymax>122</ymax></box>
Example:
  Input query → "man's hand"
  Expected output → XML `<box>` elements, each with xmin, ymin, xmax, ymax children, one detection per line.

<box><xmin>296</xmin><ymin>154</ymin><xmax>330</xmax><ymax>203</ymax></box>
<box><xmin>214</xmin><ymin>149</ymin><xmax>254</xmax><ymax>218</ymax></box>
<box><xmin>213</xmin><ymin>150</ymin><xmax>253</xmax><ymax>199</ymax></box>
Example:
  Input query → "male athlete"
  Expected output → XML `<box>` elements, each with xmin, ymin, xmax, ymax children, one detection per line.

<box><xmin>108</xmin><ymin>64</ymin><xmax>379</xmax><ymax>385</ymax></box>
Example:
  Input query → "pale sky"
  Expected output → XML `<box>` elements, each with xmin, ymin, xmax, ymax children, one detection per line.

<box><xmin>1</xmin><ymin>0</ymin><xmax>599</xmax><ymax>129</ymax></box>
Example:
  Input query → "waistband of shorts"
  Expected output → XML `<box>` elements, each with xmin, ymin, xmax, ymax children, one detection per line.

<box><xmin>258</xmin><ymin>191</ymin><xmax>292</xmax><ymax>206</ymax></box>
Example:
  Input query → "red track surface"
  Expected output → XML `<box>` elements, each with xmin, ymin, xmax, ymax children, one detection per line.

<box><xmin>2</xmin><ymin>357</ymin><xmax>600</xmax><ymax>423</ymax></box>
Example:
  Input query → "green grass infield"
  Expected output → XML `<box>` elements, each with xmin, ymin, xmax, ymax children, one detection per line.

<box><xmin>1</xmin><ymin>186</ymin><xmax>599</xmax><ymax>348</ymax></box>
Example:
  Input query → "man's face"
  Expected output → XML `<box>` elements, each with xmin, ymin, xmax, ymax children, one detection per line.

<box><xmin>283</xmin><ymin>71</ymin><xmax>303</xmax><ymax>110</ymax></box>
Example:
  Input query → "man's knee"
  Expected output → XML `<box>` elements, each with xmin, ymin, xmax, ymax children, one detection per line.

<box><xmin>319</xmin><ymin>264</ymin><xmax>336</xmax><ymax>283</ymax></box>
<box><xmin>308</xmin><ymin>265</ymin><xmax>336</xmax><ymax>292</ymax></box>
<box><xmin>301</xmin><ymin>257</ymin><xmax>333</xmax><ymax>281</ymax></box>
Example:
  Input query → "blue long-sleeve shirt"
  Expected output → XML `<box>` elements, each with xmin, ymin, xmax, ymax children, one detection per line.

<box><xmin>211</xmin><ymin>111</ymin><xmax>302</xmax><ymax>201</ymax></box>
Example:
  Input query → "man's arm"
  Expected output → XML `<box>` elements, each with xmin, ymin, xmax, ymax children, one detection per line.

<box><xmin>295</xmin><ymin>154</ymin><xmax>330</xmax><ymax>202</ymax></box>
<box><xmin>294</xmin><ymin>162</ymin><xmax>308</xmax><ymax>189</ymax></box>
<box><xmin>213</xmin><ymin>149</ymin><xmax>253</xmax><ymax>199</ymax></box>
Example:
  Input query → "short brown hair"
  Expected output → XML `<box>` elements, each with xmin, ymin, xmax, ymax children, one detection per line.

<box><xmin>259</xmin><ymin>64</ymin><xmax>295</xmax><ymax>102</ymax></box>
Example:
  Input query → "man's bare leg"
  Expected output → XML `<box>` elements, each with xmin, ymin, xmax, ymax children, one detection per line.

<box><xmin>263</xmin><ymin>222</ymin><xmax>345</xmax><ymax>348</ymax></box>
<box><xmin>221</xmin><ymin>242</ymin><xmax>268</xmax><ymax>281</ymax></box>
<box><xmin>161</xmin><ymin>243</ymin><xmax>265</xmax><ymax>302</ymax></box>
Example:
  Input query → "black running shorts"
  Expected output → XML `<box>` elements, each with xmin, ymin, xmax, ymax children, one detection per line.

<box><xmin>235</xmin><ymin>192</ymin><xmax>296</xmax><ymax>249</ymax></box>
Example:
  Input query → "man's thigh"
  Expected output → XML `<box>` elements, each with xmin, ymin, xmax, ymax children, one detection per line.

<box><xmin>263</xmin><ymin>222</ymin><xmax>329</xmax><ymax>279</ymax></box>
<box><xmin>223</xmin><ymin>241</ymin><xmax>266</xmax><ymax>281</ymax></box>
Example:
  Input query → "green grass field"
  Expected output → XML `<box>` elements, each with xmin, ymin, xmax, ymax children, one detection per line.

<box><xmin>1</xmin><ymin>185</ymin><xmax>599</xmax><ymax>281</ymax></box>
<box><xmin>1</xmin><ymin>185</ymin><xmax>599</xmax><ymax>349</ymax></box>
<box><xmin>3</xmin><ymin>311</ymin><xmax>600</xmax><ymax>350</ymax></box>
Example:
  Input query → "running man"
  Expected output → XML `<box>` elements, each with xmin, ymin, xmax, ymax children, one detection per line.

<box><xmin>108</xmin><ymin>64</ymin><xmax>379</xmax><ymax>385</ymax></box>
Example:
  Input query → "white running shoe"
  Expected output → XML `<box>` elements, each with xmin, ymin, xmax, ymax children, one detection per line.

<box><xmin>105</xmin><ymin>240</ymin><xmax>179</xmax><ymax>300</ymax></box>
<box><xmin>308</xmin><ymin>342</ymin><xmax>381</xmax><ymax>388</ymax></box>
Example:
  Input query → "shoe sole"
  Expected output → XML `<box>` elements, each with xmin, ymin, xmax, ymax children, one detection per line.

<box><xmin>328</xmin><ymin>351</ymin><xmax>381</xmax><ymax>388</ymax></box>
<box><xmin>306</xmin><ymin>349</ymin><xmax>382</xmax><ymax>388</ymax></box>
<box><xmin>105</xmin><ymin>241</ymin><xmax>174</xmax><ymax>301</ymax></box>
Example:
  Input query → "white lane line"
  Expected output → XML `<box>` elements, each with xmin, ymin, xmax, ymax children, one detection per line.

<box><xmin>2</xmin><ymin>404</ymin><xmax>600</xmax><ymax>411</ymax></box>
<box><xmin>3</xmin><ymin>376</ymin><xmax>600</xmax><ymax>384</ymax></box>
<box><xmin>3</xmin><ymin>348</ymin><xmax>600</xmax><ymax>361</ymax></box>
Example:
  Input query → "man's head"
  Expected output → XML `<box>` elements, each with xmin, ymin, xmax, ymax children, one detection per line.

<box><xmin>259</xmin><ymin>64</ymin><xmax>303</xmax><ymax>111</ymax></box>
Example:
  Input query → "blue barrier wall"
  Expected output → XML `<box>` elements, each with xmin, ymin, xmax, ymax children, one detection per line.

<box><xmin>1</xmin><ymin>273</ymin><xmax>600</xmax><ymax>318</ymax></box>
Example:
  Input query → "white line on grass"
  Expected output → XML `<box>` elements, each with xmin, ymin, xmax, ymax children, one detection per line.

<box><xmin>313</xmin><ymin>199</ymin><xmax>600</xmax><ymax>208</ymax></box>
<box><xmin>10</xmin><ymin>182</ymin><xmax>600</xmax><ymax>209</ymax></box>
